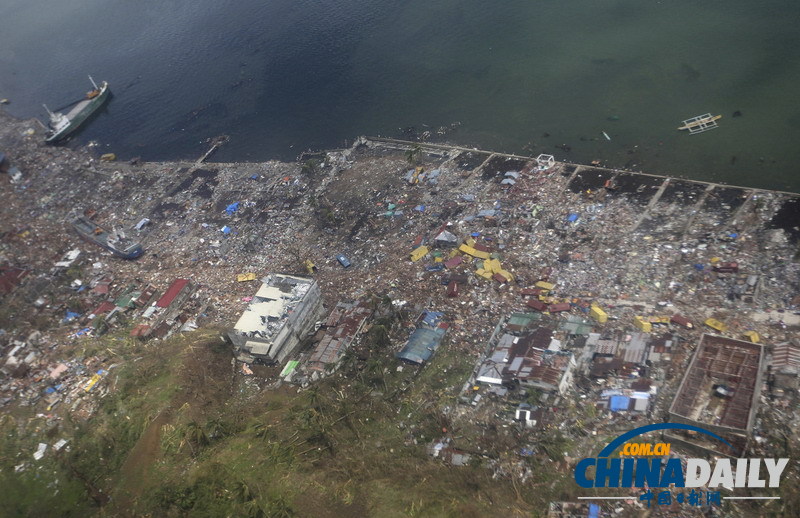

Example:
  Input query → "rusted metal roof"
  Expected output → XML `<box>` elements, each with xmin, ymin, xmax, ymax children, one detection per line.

<box><xmin>444</xmin><ymin>256</ymin><xmax>463</xmax><ymax>269</ymax></box>
<box><xmin>446</xmin><ymin>281</ymin><xmax>459</xmax><ymax>298</ymax></box>
<box><xmin>92</xmin><ymin>301</ymin><xmax>116</xmax><ymax>315</ymax></box>
<box><xmin>526</xmin><ymin>299</ymin><xmax>547</xmax><ymax>312</ymax></box>
<box><xmin>156</xmin><ymin>278</ymin><xmax>190</xmax><ymax>308</ymax></box>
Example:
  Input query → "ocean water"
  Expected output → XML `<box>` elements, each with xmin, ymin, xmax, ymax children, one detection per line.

<box><xmin>1</xmin><ymin>0</ymin><xmax>798</xmax><ymax>192</ymax></box>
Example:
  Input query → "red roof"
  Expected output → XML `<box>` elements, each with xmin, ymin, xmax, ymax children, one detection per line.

<box><xmin>156</xmin><ymin>279</ymin><xmax>190</xmax><ymax>308</ymax></box>
<box><xmin>446</xmin><ymin>281</ymin><xmax>459</xmax><ymax>297</ymax></box>
<box><xmin>92</xmin><ymin>301</ymin><xmax>116</xmax><ymax>315</ymax></box>
<box><xmin>548</xmin><ymin>303</ymin><xmax>571</xmax><ymax>313</ymax></box>
<box><xmin>526</xmin><ymin>299</ymin><xmax>547</xmax><ymax>312</ymax></box>
<box><xmin>492</xmin><ymin>273</ymin><xmax>508</xmax><ymax>283</ymax></box>
<box><xmin>670</xmin><ymin>314</ymin><xmax>693</xmax><ymax>328</ymax></box>
<box><xmin>444</xmin><ymin>256</ymin><xmax>463</xmax><ymax>269</ymax></box>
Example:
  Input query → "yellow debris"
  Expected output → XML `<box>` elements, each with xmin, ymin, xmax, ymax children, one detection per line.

<box><xmin>590</xmin><ymin>304</ymin><xmax>608</xmax><ymax>324</ymax></box>
<box><xmin>434</xmin><ymin>257</ymin><xmax>443</xmax><ymax>263</ymax></box>
<box><xmin>84</xmin><ymin>374</ymin><xmax>102</xmax><ymax>392</ymax></box>
<box><xmin>535</xmin><ymin>281</ymin><xmax>555</xmax><ymax>291</ymax></box>
<box><xmin>474</xmin><ymin>268</ymin><xmax>493</xmax><ymax>280</ymax></box>
<box><xmin>459</xmin><ymin>244</ymin><xmax>490</xmax><ymax>260</ymax></box>
<box><xmin>237</xmin><ymin>273</ymin><xmax>257</xmax><ymax>282</ymax></box>
<box><xmin>710</xmin><ymin>257</ymin><xmax>721</xmax><ymax>264</ymax></box>
<box><xmin>704</xmin><ymin>318</ymin><xmax>728</xmax><ymax>333</ymax></box>
<box><xmin>634</xmin><ymin>316</ymin><xmax>652</xmax><ymax>333</ymax></box>
<box><xmin>649</xmin><ymin>316</ymin><xmax>671</xmax><ymax>324</ymax></box>
<box><xmin>100</xmin><ymin>153</ymin><xmax>116</xmax><ymax>162</ymax></box>
<box><xmin>743</xmin><ymin>331</ymin><xmax>760</xmax><ymax>343</ymax></box>
<box><xmin>483</xmin><ymin>258</ymin><xmax>502</xmax><ymax>273</ymax></box>
<box><xmin>410</xmin><ymin>245</ymin><xmax>429</xmax><ymax>262</ymax></box>
<box><xmin>304</xmin><ymin>260</ymin><xmax>317</xmax><ymax>274</ymax></box>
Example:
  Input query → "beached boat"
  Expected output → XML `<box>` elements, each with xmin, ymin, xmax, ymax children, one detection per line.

<box><xmin>43</xmin><ymin>76</ymin><xmax>110</xmax><ymax>143</ymax></box>
<box><xmin>678</xmin><ymin>113</ymin><xmax>721</xmax><ymax>134</ymax></box>
<box><xmin>71</xmin><ymin>216</ymin><xmax>143</xmax><ymax>259</ymax></box>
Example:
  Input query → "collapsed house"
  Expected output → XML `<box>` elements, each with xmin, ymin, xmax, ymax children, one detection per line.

<box><xmin>228</xmin><ymin>274</ymin><xmax>324</xmax><ymax>364</ymax></box>
<box><xmin>306</xmin><ymin>300</ymin><xmax>372</xmax><ymax>374</ymax></box>
<box><xmin>476</xmin><ymin>317</ymin><xmax>575</xmax><ymax>394</ymax></box>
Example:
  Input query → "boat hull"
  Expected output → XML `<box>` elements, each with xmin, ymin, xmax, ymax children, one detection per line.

<box><xmin>71</xmin><ymin>216</ymin><xmax>143</xmax><ymax>260</ymax></box>
<box><xmin>45</xmin><ymin>82</ymin><xmax>110</xmax><ymax>143</ymax></box>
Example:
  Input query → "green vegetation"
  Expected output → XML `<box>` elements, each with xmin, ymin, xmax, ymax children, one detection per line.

<box><xmin>0</xmin><ymin>318</ymin><xmax>587</xmax><ymax>516</ymax></box>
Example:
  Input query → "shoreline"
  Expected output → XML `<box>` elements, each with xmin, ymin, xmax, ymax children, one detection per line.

<box><xmin>4</xmin><ymin>108</ymin><xmax>798</xmax><ymax>197</ymax></box>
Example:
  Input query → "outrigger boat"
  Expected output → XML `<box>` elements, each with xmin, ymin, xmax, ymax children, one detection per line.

<box><xmin>678</xmin><ymin>113</ymin><xmax>721</xmax><ymax>134</ymax></box>
<box><xmin>43</xmin><ymin>76</ymin><xmax>110</xmax><ymax>143</ymax></box>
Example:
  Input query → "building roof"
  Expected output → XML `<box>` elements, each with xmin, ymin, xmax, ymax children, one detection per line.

<box><xmin>92</xmin><ymin>301</ymin><xmax>116</xmax><ymax>315</ymax></box>
<box><xmin>477</xmin><ymin>324</ymin><xmax>573</xmax><ymax>390</ymax></box>
<box><xmin>396</xmin><ymin>311</ymin><xmax>447</xmax><ymax>364</ymax></box>
<box><xmin>308</xmin><ymin>301</ymin><xmax>372</xmax><ymax>372</ymax></box>
<box><xmin>156</xmin><ymin>278</ymin><xmax>190</xmax><ymax>308</ymax></box>
<box><xmin>772</xmin><ymin>341</ymin><xmax>800</xmax><ymax>373</ymax></box>
<box><xmin>233</xmin><ymin>274</ymin><xmax>314</xmax><ymax>341</ymax></box>
<box><xmin>621</xmin><ymin>332</ymin><xmax>649</xmax><ymax>364</ymax></box>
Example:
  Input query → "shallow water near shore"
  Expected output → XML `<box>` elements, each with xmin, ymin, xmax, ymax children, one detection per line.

<box><xmin>1</xmin><ymin>0</ymin><xmax>798</xmax><ymax>192</ymax></box>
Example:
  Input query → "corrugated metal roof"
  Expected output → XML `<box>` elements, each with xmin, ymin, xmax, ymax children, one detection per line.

<box><xmin>396</xmin><ymin>311</ymin><xmax>447</xmax><ymax>364</ymax></box>
<box><xmin>156</xmin><ymin>278</ymin><xmax>190</xmax><ymax>308</ymax></box>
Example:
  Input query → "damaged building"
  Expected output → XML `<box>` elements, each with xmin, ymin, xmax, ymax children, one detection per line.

<box><xmin>306</xmin><ymin>300</ymin><xmax>372</xmax><ymax>374</ymax></box>
<box><xmin>476</xmin><ymin>317</ymin><xmax>575</xmax><ymax>395</ymax></box>
<box><xmin>228</xmin><ymin>274</ymin><xmax>324</xmax><ymax>364</ymax></box>
<box><xmin>667</xmin><ymin>333</ymin><xmax>765</xmax><ymax>457</ymax></box>
<box><xmin>396</xmin><ymin>310</ymin><xmax>448</xmax><ymax>365</ymax></box>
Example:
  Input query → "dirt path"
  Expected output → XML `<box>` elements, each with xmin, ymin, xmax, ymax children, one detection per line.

<box><xmin>111</xmin><ymin>409</ymin><xmax>173</xmax><ymax>515</ymax></box>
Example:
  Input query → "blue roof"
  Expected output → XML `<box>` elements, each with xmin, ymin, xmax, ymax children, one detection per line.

<box><xmin>609</xmin><ymin>395</ymin><xmax>630</xmax><ymax>412</ymax></box>
<box><xmin>396</xmin><ymin>328</ymin><xmax>446</xmax><ymax>364</ymax></box>
<box><xmin>396</xmin><ymin>311</ymin><xmax>447</xmax><ymax>364</ymax></box>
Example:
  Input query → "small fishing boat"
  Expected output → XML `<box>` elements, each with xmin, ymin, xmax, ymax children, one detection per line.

<box><xmin>678</xmin><ymin>113</ymin><xmax>721</xmax><ymax>134</ymax></box>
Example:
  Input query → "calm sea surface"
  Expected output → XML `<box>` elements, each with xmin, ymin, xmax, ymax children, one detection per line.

<box><xmin>1</xmin><ymin>0</ymin><xmax>798</xmax><ymax>191</ymax></box>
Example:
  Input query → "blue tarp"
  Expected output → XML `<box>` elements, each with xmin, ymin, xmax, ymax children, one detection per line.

<box><xmin>567</xmin><ymin>213</ymin><xmax>579</xmax><ymax>222</ymax></box>
<box><xmin>414</xmin><ymin>205</ymin><xmax>425</xmax><ymax>212</ymax></box>
<box><xmin>225</xmin><ymin>202</ymin><xmax>240</xmax><ymax>215</ymax></box>
<box><xmin>609</xmin><ymin>395</ymin><xmax>630</xmax><ymax>412</ymax></box>
<box><xmin>588</xmin><ymin>504</ymin><xmax>600</xmax><ymax>518</ymax></box>
<box><xmin>693</xmin><ymin>263</ymin><xmax>705</xmax><ymax>271</ymax></box>
<box><xmin>63</xmin><ymin>310</ymin><xmax>81</xmax><ymax>323</ymax></box>
<box><xmin>221</xmin><ymin>226</ymin><xmax>232</xmax><ymax>234</ymax></box>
